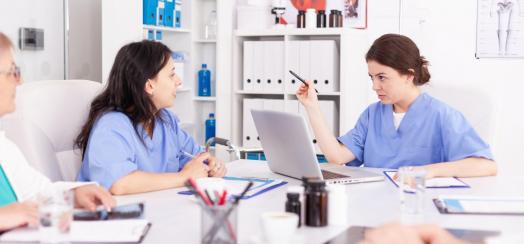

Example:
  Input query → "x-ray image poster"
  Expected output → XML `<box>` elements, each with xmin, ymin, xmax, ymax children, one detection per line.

<box><xmin>476</xmin><ymin>0</ymin><xmax>524</xmax><ymax>58</ymax></box>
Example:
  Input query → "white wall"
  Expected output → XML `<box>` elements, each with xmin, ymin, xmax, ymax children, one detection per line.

<box><xmin>399</xmin><ymin>0</ymin><xmax>524</xmax><ymax>175</ymax></box>
<box><xmin>0</xmin><ymin>0</ymin><xmax>65</xmax><ymax>82</ymax></box>
<box><xmin>101</xmin><ymin>0</ymin><xmax>142</xmax><ymax>83</ymax></box>
<box><xmin>67</xmin><ymin>0</ymin><xmax>102</xmax><ymax>82</ymax></box>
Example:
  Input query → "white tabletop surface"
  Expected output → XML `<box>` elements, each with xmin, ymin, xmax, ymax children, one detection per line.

<box><xmin>112</xmin><ymin>160</ymin><xmax>524</xmax><ymax>244</ymax></box>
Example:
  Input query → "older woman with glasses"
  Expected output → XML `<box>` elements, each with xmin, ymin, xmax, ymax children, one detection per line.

<box><xmin>0</xmin><ymin>32</ymin><xmax>116</xmax><ymax>231</ymax></box>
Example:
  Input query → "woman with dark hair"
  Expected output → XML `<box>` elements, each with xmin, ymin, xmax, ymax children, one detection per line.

<box><xmin>76</xmin><ymin>40</ymin><xmax>225</xmax><ymax>195</ymax></box>
<box><xmin>296</xmin><ymin>34</ymin><xmax>496</xmax><ymax>178</ymax></box>
<box><xmin>0</xmin><ymin>32</ymin><xmax>115</xmax><ymax>231</ymax></box>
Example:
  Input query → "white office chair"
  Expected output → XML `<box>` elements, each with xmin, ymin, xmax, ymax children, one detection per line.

<box><xmin>2</xmin><ymin>80</ymin><xmax>103</xmax><ymax>181</ymax></box>
<box><xmin>422</xmin><ymin>83</ymin><xmax>496</xmax><ymax>145</ymax></box>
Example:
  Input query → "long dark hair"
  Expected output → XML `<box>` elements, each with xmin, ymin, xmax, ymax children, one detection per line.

<box><xmin>366</xmin><ymin>34</ymin><xmax>430</xmax><ymax>85</ymax></box>
<box><xmin>75</xmin><ymin>40</ymin><xmax>172</xmax><ymax>158</ymax></box>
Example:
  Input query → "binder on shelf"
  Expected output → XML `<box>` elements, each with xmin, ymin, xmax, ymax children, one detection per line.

<box><xmin>298</xmin><ymin>41</ymin><xmax>311</xmax><ymax>90</ymax></box>
<box><xmin>263</xmin><ymin>41</ymin><xmax>284</xmax><ymax>93</ymax></box>
<box><xmin>243</xmin><ymin>41</ymin><xmax>255</xmax><ymax>91</ymax></box>
<box><xmin>263</xmin><ymin>99</ymin><xmax>284</xmax><ymax>112</ymax></box>
<box><xmin>320</xmin><ymin>100</ymin><xmax>337</xmax><ymax>135</ymax></box>
<box><xmin>310</xmin><ymin>40</ymin><xmax>339</xmax><ymax>93</ymax></box>
<box><xmin>155</xmin><ymin>30</ymin><xmax>163</xmax><ymax>41</ymax></box>
<box><xmin>157</xmin><ymin>0</ymin><xmax>165</xmax><ymax>26</ymax></box>
<box><xmin>286</xmin><ymin>41</ymin><xmax>301</xmax><ymax>93</ymax></box>
<box><xmin>243</xmin><ymin>99</ymin><xmax>263</xmax><ymax>148</ymax></box>
<box><xmin>252</xmin><ymin>41</ymin><xmax>265</xmax><ymax>92</ymax></box>
<box><xmin>285</xmin><ymin>100</ymin><xmax>300</xmax><ymax>115</ymax></box>
<box><xmin>175</xmin><ymin>1</ymin><xmax>182</xmax><ymax>28</ymax></box>
<box><xmin>143</xmin><ymin>0</ymin><xmax>158</xmax><ymax>25</ymax></box>
<box><xmin>163</xmin><ymin>0</ymin><xmax>175</xmax><ymax>27</ymax></box>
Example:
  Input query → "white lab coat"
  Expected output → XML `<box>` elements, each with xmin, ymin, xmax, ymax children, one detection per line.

<box><xmin>0</xmin><ymin>131</ymin><xmax>90</xmax><ymax>201</ymax></box>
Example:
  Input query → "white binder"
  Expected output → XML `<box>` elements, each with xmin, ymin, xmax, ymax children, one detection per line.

<box><xmin>243</xmin><ymin>98</ymin><xmax>263</xmax><ymax>148</ymax></box>
<box><xmin>286</xmin><ymin>41</ymin><xmax>301</xmax><ymax>94</ymax></box>
<box><xmin>298</xmin><ymin>41</ymin><xmax>311</xmax><ymax>90</ymax></box>
<box><xmin>263</xmin><ymin>41</ymin><xmax>284</xmax><ymax>93</ymax></box>
<box><xmin>243</xmin><ymin>41</ymin><xmax>255</xmax><ymax>91</ymax></box>
<box><xmin>310</xmin><ymin>40</ymin><xmax>339</xmax><ymax>93</ymax></box>
<box><xmin>263</xmin><ymin>99</ymin><xmax>284</xmax><ymax>112</ymax></box>
<box><xmin>285</xmin><ymin>100</ymin><xmax>300</xmax><ymax>115</ymax></box>
<box><xmin>253</xmin><ymin>41</ymin><xmax>265</xmax><ymax>92</ymax></box>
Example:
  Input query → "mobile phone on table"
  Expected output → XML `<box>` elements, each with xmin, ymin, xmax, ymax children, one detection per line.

<box><xmin>288</xmin><ymin>70</ymin><xmax>319</xmax><ymax>94</ymax></box>
<box><xmin>73</xmin><ymin>202</ymin><xmax>144</xmax><ymax>221</ymax></box>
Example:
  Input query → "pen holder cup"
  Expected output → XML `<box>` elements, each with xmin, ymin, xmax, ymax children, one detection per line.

<box><xmin>200</xmin><ymin>202</ymin><xmax>238</xmax><ymax>244</ymax></box>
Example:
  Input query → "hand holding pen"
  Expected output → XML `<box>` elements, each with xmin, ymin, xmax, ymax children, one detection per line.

<box><xmin>181</xmin><ymin>151</ymin><xmax>226</xmax><ymax>177</ymax></box>
<box><xmin>180</xmin><ymin>152</ymin><xmax>211</xmax><ymax>179</ymax></box>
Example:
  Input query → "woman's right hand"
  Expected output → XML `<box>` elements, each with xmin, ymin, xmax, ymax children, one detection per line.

<box><xmin>0</xmin><ymin>201</ymin><xmax>39</xmax><ymax>231</ymax></box>
<box><xmin>296</xmin><ymin>80</ymin><xmax>319</xmax><ymax>109</ymax></box>
<box><xmin>181</xmin><ymin>152</ymin><xmax>211</xmax><ymax>179</ymax></box>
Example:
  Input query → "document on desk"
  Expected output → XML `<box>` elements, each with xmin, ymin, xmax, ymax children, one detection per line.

<box><xmin>0</xmin><ymin>219</ymin><xmax>151</xmax><ymax>243</ymax></box>
<box><xmin>433</xmin><ymin>195</ymin><xmax>524</xmax><ymax>215</ymax></box>
<box><xmin>178</xmin><ymin>176</ymin><xmax>287</xmax><ymax>200</ymax></box>
<box><xmin>384</xmin><ymin>171</ymin><xmax>469</xmax><ymax>188</ymax></box>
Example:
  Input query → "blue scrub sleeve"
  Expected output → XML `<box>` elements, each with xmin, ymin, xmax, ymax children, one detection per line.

<box><xmin>337</xmin><ymin>108</ymin><xmax>370</xmax><ymax>166</ymax></box>
<box><xmin>442</xmin><ymin>110</ymin><xmax>494</xmax><ymax>162</ymax></box>
<box><xmin>167</xmin><ymin>111</ymin><xmax>203</xmax><ymax>170</ymax></box>
<box><xmin>85</xmin><ymin>125</ymin><xmax>138</xmax><ymax>190</ymax></box>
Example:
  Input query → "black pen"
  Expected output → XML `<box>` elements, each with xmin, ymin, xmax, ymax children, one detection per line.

<box><xmin>289</xmin><ymin>70</ymin><xmax>319</xmax><ymax>94</ymax></box>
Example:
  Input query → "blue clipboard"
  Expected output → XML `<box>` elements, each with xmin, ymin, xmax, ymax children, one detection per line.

<box><xmin>383</xmin><ymin>171</ymin><xmax>470</xmax><ymax>188</ymax></box>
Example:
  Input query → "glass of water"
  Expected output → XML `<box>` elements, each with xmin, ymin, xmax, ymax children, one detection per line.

<box><xmin>398</xmin><ymin>166</ymin><xmax>427</xmax><ymax>215</ymax></box>
<box><xmin>39</xmin><ymin>190</ymin><xmax>74</xmax><ymax>244</ymax></box>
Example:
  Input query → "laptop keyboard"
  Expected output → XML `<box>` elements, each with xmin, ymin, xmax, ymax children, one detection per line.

<box><xmin>321</xmin><ymin>170</ymin><xmax>350</xmax><ymax>179</ymax></box>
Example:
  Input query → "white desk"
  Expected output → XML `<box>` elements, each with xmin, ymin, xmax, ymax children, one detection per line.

<box><xmin>115</xmin><ymin>160</ymin><xmax>524</xmax><ymax>244</ymax></box>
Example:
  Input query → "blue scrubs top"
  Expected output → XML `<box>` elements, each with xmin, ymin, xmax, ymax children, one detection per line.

<box><xmin>76</xmin><ymin>109</ymin><xmax>202</xmax><ymax>189</ymax></box>
<box><xmin>337</xmin><ymin>93</ymin><xmax>493</xmax><ymax>169</ymax></box>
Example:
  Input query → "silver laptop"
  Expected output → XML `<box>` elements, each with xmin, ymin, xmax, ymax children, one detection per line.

<box><xmin>251</xmin><ymin>109</ymin><xmax>384</xmax><ymax>184</ymax></box>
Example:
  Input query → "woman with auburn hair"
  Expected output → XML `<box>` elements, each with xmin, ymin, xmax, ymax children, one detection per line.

<box><xmin>296</xmin><ymin>33</ymin><xmax>497</xmax><ymax>179</ymax></box>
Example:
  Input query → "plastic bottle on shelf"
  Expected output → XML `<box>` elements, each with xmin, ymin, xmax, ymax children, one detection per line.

<box><xmin>198</xmin><ymin>64</ymin><xmax>211</xmax><ymax>96</ymax></box>
<box><xmin>205</xmin><ymin>113</ymin><xmax>216</xmax><ymax>145</ymax></box>
<box><xmin>204</xmin><ymin>10</ymin><xmax>217</xmax><ymax>40</ymax></box>
<box><xmin>305</xmin><ymin>8</ymin><xmax>317</xmax><ymax>29</ymax></box>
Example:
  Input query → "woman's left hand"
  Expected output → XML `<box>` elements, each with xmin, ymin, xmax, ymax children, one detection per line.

<box><xmin>207</xmin><ymin>157</ymin><xmax>227</xmax><ymax>177</ymax></box>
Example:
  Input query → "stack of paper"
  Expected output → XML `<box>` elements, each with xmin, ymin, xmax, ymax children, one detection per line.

<box><xmin>0</xmin><ymin>219</ymin><xmax>151</xmax><ymax>243</ymax></box>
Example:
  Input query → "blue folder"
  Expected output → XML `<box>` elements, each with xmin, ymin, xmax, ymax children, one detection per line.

<box><xmin>178</xmin><ymin>176</ymin><xmax>288</xmax><ymax>200</ymax></box>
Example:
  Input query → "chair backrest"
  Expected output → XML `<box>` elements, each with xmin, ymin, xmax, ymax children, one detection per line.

<box><xmin>3</xmin><ymin>80</ymin><xmax>102</xmax><ymax>181</ymax></box>
<box><xmin>422</xmin><ymin>83</ymin><xmax>496</xmax><ymax>145</ymax></box>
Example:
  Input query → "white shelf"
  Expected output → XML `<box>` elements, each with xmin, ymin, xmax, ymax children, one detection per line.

<box><xmin>287</xmin><ymin>92</ymin><xmax>341</xmax><ymax>96</ymax></box>
<box><xmin>194</xmin><ymin>39</ymin><xmax>217</xmax><ymax>43</ymax></box>
<box><xmin>235</xmin><ymin>28</ymin><xmax>348</xmax><ymax>37</ymax></box>
<box><xmin>236</xmin><ymin>90</ymin><xmax>285</xmax><ymax>95</ymax></box>
<box><xmin>143</xmin><ymin>25</ymin><xmax>191</xmax><ymax>33</ymax></box>
<box><xmin>194</xmin><ymin>96</ymin><xmax>217</xmax><ymax>102</ymax></box>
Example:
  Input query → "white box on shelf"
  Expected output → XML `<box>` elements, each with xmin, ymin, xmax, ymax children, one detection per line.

<box><xmin>243</xmin><ymin>98</ymin><xmax>263</xmax><ymax>148</ymax></box>
<box><xmin>243</xmin><ymin>41</ymin><xmax>255</xmax><ymax>91</ymax></box>
<box><xmin>236</xmin><ymin>5</ymin><xmax>273</xmax><ymax>31</ymax></box>
<box><xmin>263</xmin><ymin>41</ymin><xmax>284</xmax><ymax>93</ymax></box>
<box><xmin>310</xmin><ymin>40</ymin><xmax>339</xmax><ymax>93</ymax></box>
<box><xmin>286</xmin><ymin>41</ymin><xmax>301</xmax><ymax>93</ymax></box>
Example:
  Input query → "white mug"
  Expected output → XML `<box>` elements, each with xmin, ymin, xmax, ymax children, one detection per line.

<box><xmin>261</xmin><ymin>212</ymin><xmax>299</xmax><ymax>244</ymax></box>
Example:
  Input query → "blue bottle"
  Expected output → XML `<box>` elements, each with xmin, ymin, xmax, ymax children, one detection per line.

<box><xmin>205</xmin><ymin>113</ymin><xmax>216</xmax><ymax>145</ymax></box>
<box><xmin>198</xmin><ymin>64</ymin><xmax>211</xmax><ymax>96</ymax></box>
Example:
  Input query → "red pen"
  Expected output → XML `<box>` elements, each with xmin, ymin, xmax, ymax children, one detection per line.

<box><xmin>219</xmin><ymin>190</ymin><xmax>228</xmax><ymax>205</ymax></box>
<box><xmin>188</xmin><ymin>178</ymin><xmax>212</xmax><ymax>206</ymax></box>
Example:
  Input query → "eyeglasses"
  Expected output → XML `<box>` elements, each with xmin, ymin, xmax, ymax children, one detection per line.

<box><xmin>0</xmin><ymin>66</ymin><xmax>21</xmax><ymax>81</ymax></box>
